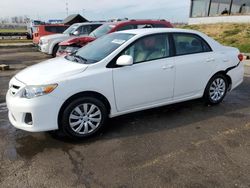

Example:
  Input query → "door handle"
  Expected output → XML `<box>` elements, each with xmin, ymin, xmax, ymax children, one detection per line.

<box><xmin>206</xmin><ymin>58</ymin><xmax>215</xmax><ymax>62</ymax></box>
<box><xmin>162</xmin><ymin>65</ymin><xmax>174</xmax><ymax>70</ymax></box>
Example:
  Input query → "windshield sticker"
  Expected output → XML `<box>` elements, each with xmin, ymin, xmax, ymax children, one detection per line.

<box><xmin>111</xmin><ymin>39</ymin><xmax>126</xmax><ymax>45</ymax></box>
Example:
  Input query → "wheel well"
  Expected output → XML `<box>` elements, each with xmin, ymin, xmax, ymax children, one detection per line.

<box><xmin>210</xmin><ymin>71</ymin><xmax>232</xmax><ymax>90</ymax></box>
<box><xmin>57</xmin><ymin>91</ymin><xmax>111</xmax><ymax>128</ymax></box>
<box><xmin>50</xmin><ymin>43</ymin><xmax>59</xmax><ymax>55</ymax></box>
<box><xmin>217</xmin><ymin>71</ymin><xmax>231</xmax><ymax>86</ymax></box>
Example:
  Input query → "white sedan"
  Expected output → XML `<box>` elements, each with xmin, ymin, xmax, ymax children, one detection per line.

<box><xmin>6</xmin><ymin>28</ymin><xmax>244</xmax><ymax>139</ymax></box>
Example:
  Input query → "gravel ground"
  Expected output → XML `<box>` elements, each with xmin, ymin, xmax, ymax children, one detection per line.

<box><xmin>0</xmin><ymin>47</ymin><xmax>250</xmax><ymax>188</ymax></box>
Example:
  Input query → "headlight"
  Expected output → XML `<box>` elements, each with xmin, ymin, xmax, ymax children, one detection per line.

<box><xmin>41</xmin><ymin>39</ymin><xmax>49</xmax><ymax>45</ymax></box>
<box><xmin>22</xmin><ymin>84</ymin><xmax>58</xmax><ymax>99</ymax></box>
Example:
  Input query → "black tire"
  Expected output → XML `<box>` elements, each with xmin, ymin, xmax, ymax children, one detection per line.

<box><xmin>204</xmin><ymin>74</ymin><xmax>228</xmax><ymax>105</ymax></box>
<box><xmin>59</xmin><ymin>97</ymin><xmax>108</xmax><ymax>139</ymax></box>
<box><xmin>52</xmin><ymin>44</ymin><xmax>59</xmax><ymax>57</ymax></box>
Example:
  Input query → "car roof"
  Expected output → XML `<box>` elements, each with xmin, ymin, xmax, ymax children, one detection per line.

<box><xmin>117</xmin><ymin>28</ymin><xmax>222</xmax><ymax>50</ymax></box>
<box><xmin>76</xmin><ymin>22</ymin><xmax>104</xmax><ymax>26</ymax></box>
<box><xmin>102</xmin><ymin>19</ymin><xmax>171</xmax><ymax>26</ymax></box>
<box><xmin>117</xmin><ymin>28</ymin><xmax>202</xmax><ymax>36</ymax></box>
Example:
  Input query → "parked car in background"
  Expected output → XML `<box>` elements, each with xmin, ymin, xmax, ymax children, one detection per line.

<box><xmin>27</xmin><ymin>20</ymin><xmax>45</xmax><ymax>39</ymax></box>
<box><xmin>39</xmin><ymin>22</ymin><xmax>103</xmax><ymax>57</ymax></box>
<box><xmin>57</xmin><ymin>19</ymin><xmax>173</xmax><ymax>56</ymax></box>
<box><xmin>6</xmin><ymin>28</ymin><xmax>244</xmax><ymax>139</ymax></box>
<box><xmin>33</xmin><ymin>24</ymin><xmax>70</xmax><ymax>45</ymax></box>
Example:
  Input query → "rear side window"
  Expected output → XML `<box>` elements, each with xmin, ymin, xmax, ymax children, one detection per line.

<box><xmin>91</xmin><ymin>24</ymin><xmax>102</xmax><ymax>31</ymax></box>
<box><xmin>77</xmin><ymin>25</ymin><xmax>92</xmax><ymax>35</ymax></box>
<box><xmin>116</xmin><ymin>24</ymin><xmax>135</xmax><ymax>31</ymax></box>
<box><xmin>173</xmin><ymin>33</ymin><xmax>211</xmax><ymax>56</ymax></box>
<box><xmin>45</xmin><ymin>26</ymin><xmax>68</xmax><ymax>33</ymax></box>
<box><xmin>153</xmin><ymin>24</ymin><xmax>168</xmax><ymax>28</ymax></box>
<box><xmin>136</xmin><ymin>24</ymin><xmax>153</xmax><ymax>29</ymax></box>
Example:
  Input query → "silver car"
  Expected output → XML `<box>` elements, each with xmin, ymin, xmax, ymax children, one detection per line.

<box><xmin>39</xmin><ymin>22</ymin><xmax>103</xmax><ymax>57</ymax></box>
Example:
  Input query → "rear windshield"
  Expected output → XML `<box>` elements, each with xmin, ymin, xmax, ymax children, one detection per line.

<box><xmin>89</xmin><ymin>24</ymin><xmax>115</xmax><ymax>38</ymax></box>
<box><xmin>63</xmin><ymin>24</ymin><xmax>79</xmax><ymax>34</ymax></box>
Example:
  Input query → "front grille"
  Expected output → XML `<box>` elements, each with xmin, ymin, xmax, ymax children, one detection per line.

<box><xmin>58</xmin><ymin>46</ymin><xmax>67</xmax><ymax>52</ymax></box>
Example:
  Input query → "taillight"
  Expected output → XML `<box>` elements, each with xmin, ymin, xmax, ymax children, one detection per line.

<box><xmin>238</xmin><ymin>54</ymin><xmax>244</xmax><ymax>62</ymax></box>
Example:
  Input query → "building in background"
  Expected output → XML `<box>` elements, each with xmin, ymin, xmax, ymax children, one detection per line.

<box><xmin>189</xmin><ymin>0</ymin><xmax>250</xmax><ymax>24</ymax></box>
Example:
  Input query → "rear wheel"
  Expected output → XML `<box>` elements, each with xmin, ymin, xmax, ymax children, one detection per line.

<box><xmin>204</xmin><ymin>74</ymin><xmax>228</xmax><ymax>105</ymax></box>
<box><xmin>59</xmin><ymin>97</ymin><xmax>108</xmax><ymax>139</ymax></box>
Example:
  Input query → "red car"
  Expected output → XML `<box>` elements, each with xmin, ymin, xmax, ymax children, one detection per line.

<box><xmin>57</xmin><ymin>20</ymin><xmax>173</xmax><ymax>56</ymax></box>
<box><xmin>33</xmin><ymin>24</ymin><xmax>69</xmax><ymax>45</ymax></box>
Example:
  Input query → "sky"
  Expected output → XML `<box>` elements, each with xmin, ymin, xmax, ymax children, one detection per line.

<box><xmin>0</xmin><ymin>0</ymin><xmax>191</xmax><ymax>23</ymax></box>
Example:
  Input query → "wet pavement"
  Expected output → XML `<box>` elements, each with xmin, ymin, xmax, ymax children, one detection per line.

<box><xmin>0</xmin><ymin>47</ymin><xmax>250</xmax><ymax>187</ymax></box>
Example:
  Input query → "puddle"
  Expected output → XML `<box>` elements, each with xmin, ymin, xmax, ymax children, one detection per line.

<box><xmin>15</xmin><ymin>134</ymin><xmax>73</xmax><ymax>160</ymax></box>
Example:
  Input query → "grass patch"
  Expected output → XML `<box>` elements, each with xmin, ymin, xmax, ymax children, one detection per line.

<box><xmin>178</xmin><ymin>23</ymin><xmax>250</xmax><ymax>53</ymax></box>
<box><xmin>0</xmin><ymin>29</ymin><xmax>26</xmax><ymax>33</ymax></box>
<box><xmin>0</xmin><ymin>39</ymin><xmax>32</xmax><ymax>43</ymax></box>
<box><xmin>223</xmin><ymin>28</ymin><xmax>241</xmax><ymax>37</ymax></box>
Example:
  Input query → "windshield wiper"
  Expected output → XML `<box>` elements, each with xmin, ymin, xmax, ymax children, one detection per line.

<box><xmin>72</xmin><ymin>55</ymin><xmax>88</xmax><ymax>63</ymax></box>
<box><xmin>66</xmin><ymin>54</ymin><xmax>87</xmax><ymax>63</ymax></box>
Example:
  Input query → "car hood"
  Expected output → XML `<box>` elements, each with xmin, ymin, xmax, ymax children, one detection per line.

<box><xmin>15</xmin><ymin>57</ymin><xmax>88</xmax><ymax>85</ymax></box>
<box><xmin>40</xmin><ymin>33</ymin><xmax>69</xmax><ymax>41</ymax></box>
<box><xmin>59</xmin><ymin>36</ymin><xmax>96</xmax><ymax>46</ymax></box>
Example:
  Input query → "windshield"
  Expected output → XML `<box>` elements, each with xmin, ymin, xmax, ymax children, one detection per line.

<box><xmin>63</xmin><ymin>24</ymin><xmax>79</xmax><ymax>34</ymax></box>
<box><xmin>89</xmin><ymin>24</ymin><xmax>115</xmax><ymax>38</ymax></box>
<box><xmin>66</xmin><ymin>33</ymin><xmax>135</xmax><ymax>64</ymax></box>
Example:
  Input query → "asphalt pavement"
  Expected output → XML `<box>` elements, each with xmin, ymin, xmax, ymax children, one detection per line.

<box><xmin>0</xmin><ymin>47</ymin><xmax>250</xmax><ymax>188</ymax></box>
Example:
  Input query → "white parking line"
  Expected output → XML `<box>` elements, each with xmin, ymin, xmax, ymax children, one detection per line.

<box><xmin>0</xmin><ymin>103</ymin><xmax>8</xmax><ymax>113</ymax></box>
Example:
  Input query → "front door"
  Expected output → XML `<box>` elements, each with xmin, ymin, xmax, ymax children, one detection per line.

<box><xmin>112</xmin><ymin>33</ymin><xmax>175</xmax><ymax>112</ymax></box>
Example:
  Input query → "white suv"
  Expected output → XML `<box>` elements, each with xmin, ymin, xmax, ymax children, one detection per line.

<box><xmin>7</xmin><ymin>28</ymin><xmax>244</xmax><ymax>139</ymax></box>
<box><xmin>39</xmin><ymin>22</ymin><xmax>102</xmax><ymax>57</ymax></box>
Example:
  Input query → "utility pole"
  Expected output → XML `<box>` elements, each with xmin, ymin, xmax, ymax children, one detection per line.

<box><xmin>66</xmin><ymin>0</ymin><xmax>69</xmax><ymax>16</ymax></box>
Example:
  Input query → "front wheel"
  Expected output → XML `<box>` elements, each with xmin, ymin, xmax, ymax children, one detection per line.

<box><xmin>59</xmin><ymin>97</ymin><xmax>108</xmax><ymax>139</ymax></box>
<box><xmin>52</xmin><ymin>44</ymin><xmax>59</xmax><ymax>57</ymax></box>
<box><xmin>204</xmin><ymin>74</ymin><xmax>228</xmax><ymax>105</ymax></box>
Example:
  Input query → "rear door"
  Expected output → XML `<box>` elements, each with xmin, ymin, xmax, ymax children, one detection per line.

<box><xmin>172</xmin><ymin>33</ymin><xmax>216</xmax><ymax>99</ymax></box>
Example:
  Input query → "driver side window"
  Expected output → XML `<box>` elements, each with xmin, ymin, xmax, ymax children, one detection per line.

<box><xmin>122</xmin><ymin>34</ymin><xmax>170</xmax><ymax>64</ymax></box>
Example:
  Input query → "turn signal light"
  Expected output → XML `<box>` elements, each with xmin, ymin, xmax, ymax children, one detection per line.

<box><xmin>238</xmin><ymin>54</ymin><xmax>244</xmax><ymax>62</ymax></box>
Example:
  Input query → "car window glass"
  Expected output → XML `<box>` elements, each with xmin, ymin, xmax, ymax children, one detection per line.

<box><xmin>153</xmin><ymin>24</ymin><xmax>167</xmax><ymax>28</ymax></box>
<box><xmin>91</xmin><ymin>24</ymin><xmax>102</xmax><ymax>31</ymax></box>
<box><xmin>116</xmin><ymin>24</ymin><xmax>135</xmax><ymax>31</ymax></box>
<box><xmin>121</xmin><ymin>34</ymin><xmax>170</xmax><ymax>64</ymax></box>
<box><xmin>173</xmin><ymin>33</ymin><xmax>208</xmax><ymax>55</ymax></box>
<box><xmin>137</xmin><ymin>24</ymin><xmax>153</xmax><ymax>29</ymax></box>
<box><xmin>75</xmin><ymin>33</ymin><xmax>135</xmax><ymax>63</ymax></box>
<box><xmin>77</xmin><ymin>25</ymin><xmax>91</xmax><ymax>35</ymax></box>
<box><xmin>89</xmin><ymin>24</ymin><xmax>115</xmax><ymax>38</ymax></box>
<box><xmin>45</xmin><ymin>26</ymin><xmax>68</xmax><ymax>33</ymax></box>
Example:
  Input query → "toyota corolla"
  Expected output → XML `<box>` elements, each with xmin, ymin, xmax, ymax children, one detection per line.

<box><xmin>6</xmin><ymin>28</ymin><xmax>244</xmax><ymax>139</ymax></box>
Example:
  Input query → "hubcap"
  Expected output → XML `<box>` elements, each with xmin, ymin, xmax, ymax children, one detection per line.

<box><xmin>69</xmin><ymin>103</ymin><xmax>102</xmax><ymax>135</ymax></box>
<box><xmin>209</xmin><ymin>78</ymin><xmax>226</xmax><ymax>102</ymax></box>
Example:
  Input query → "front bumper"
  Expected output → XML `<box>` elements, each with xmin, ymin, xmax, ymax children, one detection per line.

<box><xmin>39</xmin><ymin>43</ymin><xmax>49</xmax><ymax>54</ymax></box>
<box><xmin>6</xmin><ymin>84</ymin><xmax>64</xmax><ymax>132</ymax></box>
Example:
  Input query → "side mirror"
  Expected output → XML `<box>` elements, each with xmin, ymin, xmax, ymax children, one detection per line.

<box><xmin>116</xmin><ymin>55</ymin><xmax>133</xmax><ymax>66</ymax></box>
<box><xmin>72</xmin><ymin>31</ymin><xmax>80</xmax><ymax>36</ymax></box>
